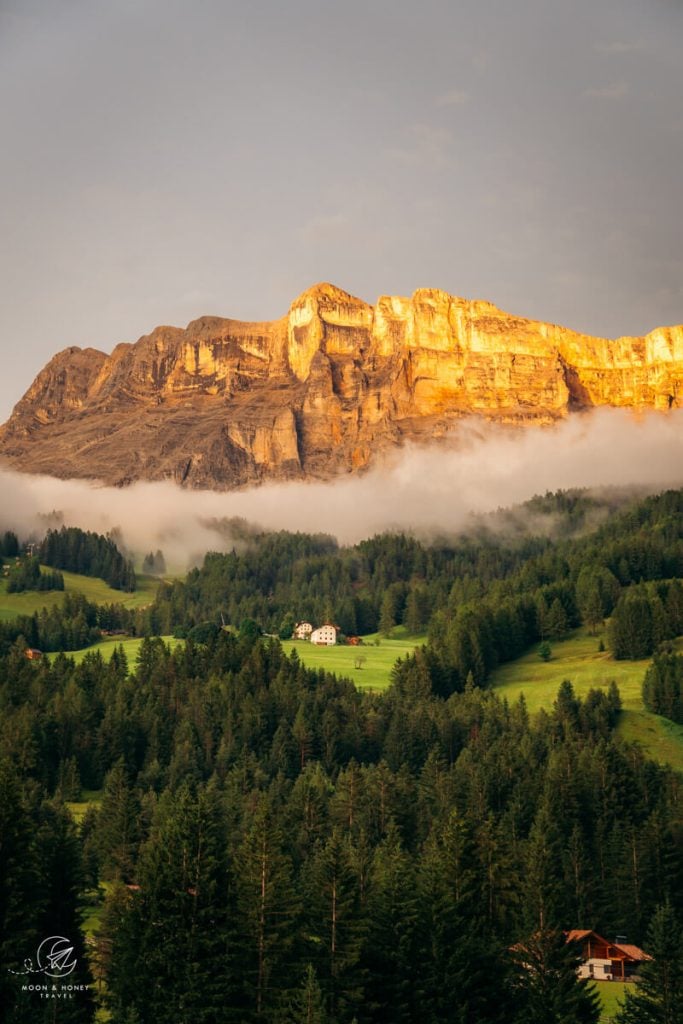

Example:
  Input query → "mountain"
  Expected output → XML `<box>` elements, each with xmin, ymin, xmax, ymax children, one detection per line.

<box><xmin>1</xmin><ymin>282</ymin><xmax>682</xmax><ymax>489</ymax></box>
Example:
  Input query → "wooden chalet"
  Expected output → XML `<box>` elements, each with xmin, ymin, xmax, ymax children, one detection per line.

<box><xmin>565</xmin><ymin>930</ymin><xmax>651</xmax><ymax>981</ymax></box>
<box><xmin>24</xmin><ymin>648</ymin><xmax>43</xmax><ymax>660</ymax></box>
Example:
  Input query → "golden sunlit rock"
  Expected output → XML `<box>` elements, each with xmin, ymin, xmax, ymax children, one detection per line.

<box><xmin>1</xmin><ymin>283</ymin><xmax>681</xmax><ymax>489</ymax></box>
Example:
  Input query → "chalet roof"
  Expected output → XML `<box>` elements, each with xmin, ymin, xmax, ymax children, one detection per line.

<box><xmin>614</xmin><ymin>943</ymin><xmax>651</xmax><ymax>961</ymax></box>
<box><xmin>564</xmin><ymin>930</ymin><xmax>651</xmax><ymax>962</ymax></box>
<box><xmin>565</xmin><ymin>930</ymin><xmax>596</xmax><ymax>943</ymax></box>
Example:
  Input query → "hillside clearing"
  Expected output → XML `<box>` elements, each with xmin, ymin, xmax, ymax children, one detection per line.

<box><xmin>282</xmin><ymin>630</ymin><xmax>426</xmax><ymax>690</ymax></box>
<box><xmin>66</xmin><ymin>788</ymin><xmax>103</xmax><ymax>824</ymax></box>
<box><xmin>0</xmin><ymin>568</ymin><xmax>160</xmax><ymax>620</ymax></box>
<box><xmin>490</xmin><ymin>629</ymin><xmax>683</xmax><ymax>773</ymax></box>
<box><xmin>46</xmin><ymin>635</ymin><xmax>182</xmax><ymax>665</ymax></box>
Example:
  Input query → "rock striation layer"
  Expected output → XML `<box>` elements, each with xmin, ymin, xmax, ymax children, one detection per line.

<box><xmin>1</xmin><ymin>283</ymin><xmax>682</xmax><ymax>489</ymax></box>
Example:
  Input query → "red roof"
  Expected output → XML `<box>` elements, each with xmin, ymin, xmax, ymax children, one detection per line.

<box><xmin>614</xmin><ymin>943</ymin><xmax>651</xmax><ymax>961</ymax></box>
<box><xmin>564</xmin><ymin>930</ymin><xmax>651</xmax><ymax>963</ymax></box>
<box><xmin>565</xmin><ymin>930</ymin><xmax>595</xmax><ymax>943</ymax></box>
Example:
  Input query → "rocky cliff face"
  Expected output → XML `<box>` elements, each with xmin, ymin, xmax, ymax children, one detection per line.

<box><xmin>1</xmin><ymin>283</ymin><xmax>682</xmax><ymax>489</ymax></box>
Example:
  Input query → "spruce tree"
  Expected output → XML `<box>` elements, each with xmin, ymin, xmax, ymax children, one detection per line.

<box><xmin>276</xmin><ymin>964</ymin><xmax>328</xmax><ymax>1024</ymax></box>
<box><xmin>234</xmin><ymin>796</ymin><xmax>300</xmax><ymax>1018</ymax></box>
<box><xmin>302</xmin><ymin>828</ymin><xmax>365</xmax><ymax>1023</ymax></box>
<box><xmin>106</xmin><ymin>782</ymin><xmax>237</xmax><ymax>1024</ymax></box>
<box><xmin>510</xmin><ymin>928</ymin><xmax>600</xmax><ymax>1024</ymax></box>
<box><xmin>97</xmin><ymin>758</ymin><xmax>140</xmax><ymax>881</ymax></box>
<box><xmin>616</xmin><ymin>901</ymin><xmax>683</xmax><ymax>1024</ymax></box>
<box><xmin>363</xmin><ymin>823</ymin><xmax>417</xmax><ymax>1024</ymax></box>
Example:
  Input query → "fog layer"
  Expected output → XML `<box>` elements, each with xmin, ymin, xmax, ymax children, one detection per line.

<box><xmin>1</xmin><ymin>409</ymin><xmax>682</xmax><ymax>566</ymax></box>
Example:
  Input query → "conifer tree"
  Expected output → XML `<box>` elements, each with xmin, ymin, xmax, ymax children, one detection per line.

<box><xmin>415</xmin><ymin>810</ymin><xmax>508</xmax><ymax>1023</ymax></box>
<box><xmin>302</xmin><ymin>828</ymin><xmax>365</xmax><ymax>1023</ymax></box>
<box><xmin>510</xmin><ymin>928</ymin><xmax>600</xmax><ymax>1024</ymax></box>
<box><xmin>235</xmin><ymin>796</ymin><xmax>300</xmax><ymax>1018</ymax></box>
<box><xmin>616</xmin><ymin>901</ymin><xmax>683</xmax><ymax>1024</ymax></box>
<box><xmin>363</xmin><ymin>823</ymin><xmax>417</xmax><ymax>1024</ymax></box>
<box><xmin>97</xmin><ymin>758</ymin><xmax>140</xmax><ymax>881</ymax></box>
<box><xmin>106</xmin><ymin>782</ymin><xmax>237</xmax><ymax>1024</ymax></box>
<box><xmin>276</xmin><ymin>964</ymin><xmax>328</xmax><ymax>1024</ymax></box>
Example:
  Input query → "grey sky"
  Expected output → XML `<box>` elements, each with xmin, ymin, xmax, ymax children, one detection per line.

<box><xmin>1</xmin><ymin>0</ymin><xmax>682</xmax><ymax>421</ymax></box>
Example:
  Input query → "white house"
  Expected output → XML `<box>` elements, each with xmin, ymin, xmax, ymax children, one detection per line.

<box><xmin>310</xmin><ymin>624</ymin><xmax>338</xmax><ymax>646</ymax></box>
<box><xmin>294</xmin><ymin>621</ymin><xmax>313</xmax><ymax>640</ymax></box>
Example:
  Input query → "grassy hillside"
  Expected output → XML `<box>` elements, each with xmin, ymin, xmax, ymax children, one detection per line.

<box><xmin>282</xmin><ymin>629</ymin><xmax>426</xmax><ymax>690</ymax></box>
<box><xmin>490</xmin><ymin>629</ymin><xmax>683</xmax><ymax>773</ymax></box>
<box><xmin>617</xmin><ymin>708</ymin><xmax>683</xmax><ymax>772</ymax></box>
<box><xmin>0</xmin><ymin>568</ymin><xmax>160</xmax><ymax>621</ymax></box>
<box><xmin>593</xmin><ymin>980</ymin><xmax>626</xmax><ymax>1021</ymax></box>
<box><xmin>46</xmin><ymin>634</ymin><xmax>182</xmax><ymax>665</ymax></box>
<box><xmin>490</xmin><ymin>631</ymin><xmax>647</xmax><ymax>712</ymax></box>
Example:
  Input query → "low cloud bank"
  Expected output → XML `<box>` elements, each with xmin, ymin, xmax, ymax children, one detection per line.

<box><xmin>1</xmin><ymin>408</ymin><xmax>682</xmax><ymax>567</ymax></box>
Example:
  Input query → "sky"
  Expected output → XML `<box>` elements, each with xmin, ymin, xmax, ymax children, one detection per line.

<box><xmin>1</xmin><ymin>0</ymin><xmax>682</xmax><ymax>422</ymax></box>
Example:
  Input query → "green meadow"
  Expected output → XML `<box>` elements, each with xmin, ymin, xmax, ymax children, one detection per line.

<box><xmin>0</xmin><ymin>567</ymin><xmax>160</xmax><ymax>621</ymax></box>
<box><xmin>282</xmin><ymin>629</ymin><xmax>426</xmax><ymax>690</ymax></box>
<box><xmin>490</xmin><ymin>630</ymin><xmax>647</xmax><ymax>712</ymax></box>
<box><xmin>46</xmin><ymin>634</ymin><xmax>182</xmax><ymax>666</ymax></box>
<box><xmin>592</xmin><ymin>980</ymin><xmax>626</xmax><ymax>1021</ymax></box>
<box><xmin>490</xmin><ymin>629</ymin><xmax>683</xmax><ymax>773</ymax></box>
<box><xmin>66</xmin><ymin>788</ymin><xmax>103</xmax><ymax>824</ymax></box>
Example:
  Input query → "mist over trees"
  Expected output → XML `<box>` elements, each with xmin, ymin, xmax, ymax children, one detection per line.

<box><xmin>144</xmin><ymin>489</ymin><xmax>683</xmax><ymax>701</ymax></box>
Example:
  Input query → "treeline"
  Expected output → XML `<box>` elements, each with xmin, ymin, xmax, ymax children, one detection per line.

<box><xmin>146</xmin><ymin>490</ymin><xmax>683</xmax><ymax>696</ymax></box>
<box><xmin>5</xmin><ymin>555</ymin><xmax>64</xmax><ymax>593</ymax></box>
<box><xmin>1</xmin><ymin>630</ymin><xmax>681</xmax><ymax>1022</ymax></box>
<box><xmin>643</xmin><ymin>650</ymin><xmax>683</xmax><ymax>724</ymax></box>
<box><xmin>0</xmin><ymin>592</ymin><xmax>134</xmax><ymax>653</ymax></box>
<box><xmin>40</xmin><ymin>526</ymin><xmax>136</xmax><ymax>592</ymax></box>
<box><xmin>151</xmin><ymin>523</ymin><xmax>574</xmax><ymax>639</ymax></box>
<box><xmin>609</xmin><ymin>580</ymin><xmax>683</xmax><ymax>660</ymax></box>
<box><xmin>142</xmin><ymin>548</ymin><xmax>166</xmax><ymax>575</ymax></box>
<box><xmin>0</xmin><ymin>529</ymin><xmax>19</xmax><ymax>557</ymax></box>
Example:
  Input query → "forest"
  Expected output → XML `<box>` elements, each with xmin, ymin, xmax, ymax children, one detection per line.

<box><xmin>39</xmin><ymin>527</ymin><xmax>137</xmax><ymax>593</ymax></box>
<box><xmin>1</xmin><ymin>488</ymin><xmax>683</xmax><ymax>1022</ymax></box>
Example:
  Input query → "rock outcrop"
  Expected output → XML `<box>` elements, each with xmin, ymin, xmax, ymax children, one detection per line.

<box><xmin>1</xmin><ymin>283</ymin><xmax>682</xmax><ymax>489</ymax></box>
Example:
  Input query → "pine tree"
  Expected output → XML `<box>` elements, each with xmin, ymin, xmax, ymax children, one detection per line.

<box><xmin>0</xmin><ymin>758</ymin><xmax>43</xmax><ymax>1022</ymax></box>
<box><xmin>510</xmin><ymin>928</ymin><xmax>600</xmax><ymax>1024</ymax></box>
<box><xmin>33</xmin><ymin>798</ymin><xmax>96</xmax><ymax>1023</ymax></box>
<box><xmin>616</xmin><ymin>901</ymin><xmax>683</xmax><ymax>1024</ymax></box>
<box><xmin>378</xmin><ymin>591</ymin><xmax>396</xmax><ymax>637</ymax></box>
<box><xmin>106</xmin><ymin>782</ymin><xmax>237</xmax><ymax>1024</ymax></box>
<box><xmin>546</xmin><ymin>598</ymin><xmax>569</xmax><ymax>640</ymax></box>
<box><xmin>302</xmin><ymin>828</ymin><xmax>365</xmax><ymax>1022</ymax></box>
<box><xmin>235</xmin><ymin>796</ymin><xmax>300</xmax><ymax>1019</ymax></box>
<box><xmin>97</xmin><ymin>758</ymin><xmax>140</xmax><ymax>881</ymax></box>
<box><xmin>415</xmin><ymin>810</ymin><xmax>509</xmax><ymax>1023</ymax></box>
<box><xmin>519</xmin><ymin>792</ymin><xmax>570</xmax><ymax>933</ymax></box>
<box><xmin>276</xmin><ymin>964</ymin><xmax>328</xmax><ymax>1024</ymax></box>
<box><xmin>363</xmin><ymin>823</ymin><xmax>417</xmax><ymax>1024</ymax></box>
